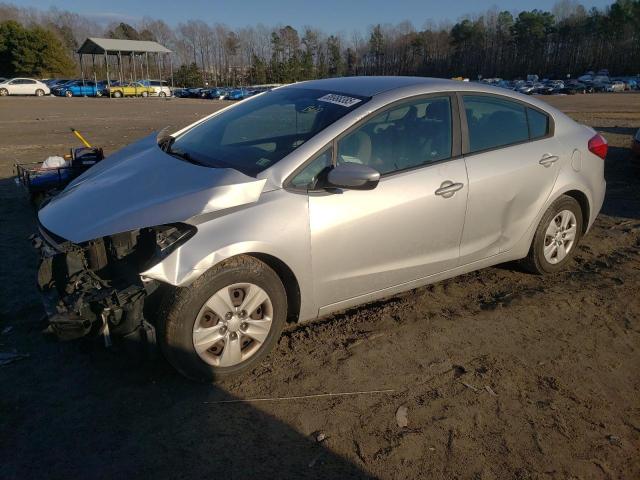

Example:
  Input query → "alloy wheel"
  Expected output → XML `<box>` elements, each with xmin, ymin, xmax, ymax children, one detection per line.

<box><xmin>193</xmin><ymin>283</ymin><xmax>274</xmax><ymax>367</ymax></box>
<box><xmin>543</xmin><ymin>210</ymin><xmax>577</xmax><ymax>264</ymax></box>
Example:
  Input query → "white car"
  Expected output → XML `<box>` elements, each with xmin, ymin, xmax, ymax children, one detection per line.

<box><xmin>147</xmin><ymin>80</ymin><xmax>172</xmax><ymax>97</ymax></box>
<box><xmin>0</xmin><ymin>78</ymin><xmax>50</xmax><ymax>96</ymax></box>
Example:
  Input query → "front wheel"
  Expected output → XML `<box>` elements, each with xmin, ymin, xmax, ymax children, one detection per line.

<box><xmin>113</xmin><ymin>90</ymin><xmax>122</xmax><ymax>98</ymax></box>
<box><xmin>158</xmin><ymin>255</ymin><xmax>287</xmax><ymax>382</ymax></box>
<box><xmin>65</xmin><ymin>90</ymin><xmax>72</xmax><ymax>97</ymax></box>
<box><xmin>522</xmin><ymin>195</ymin><xmax>583</xmax><ymax>274</ymax></box>
<box><xmin>0</xmin><ymin>88</ymin><xmax>7</xmax><ymax>96</ymax></box>
<box><xmin>159</xmin><ymin>91</ymin><xmax>166</xmax><ymax>97</ymax></box>
<box><xmin>35</xmin><ymin>89</ymin><xmax>45</xmax><ymax>96</ymax></box>
<box><xmin>141</xmin><ymin>91</ymin><xmax>148</xmax><ymax>97</ymax></box>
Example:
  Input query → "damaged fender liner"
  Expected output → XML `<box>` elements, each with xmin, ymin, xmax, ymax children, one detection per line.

<box><xmin>34</xmin><ymin>222</ymin><xmax>190</xmax><ymax>344</ymax></box>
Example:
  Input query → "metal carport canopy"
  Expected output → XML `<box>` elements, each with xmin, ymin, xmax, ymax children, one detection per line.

<box><xmin>77</xmin><ymin>37</ymin><xmax>172</xmax><ymax>55</ymax></box>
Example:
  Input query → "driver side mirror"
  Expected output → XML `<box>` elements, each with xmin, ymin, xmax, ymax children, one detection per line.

<box><xmin>324</xmin><ymin>162</ymin><xmax>380</xmax><ymax>191</ymax></box>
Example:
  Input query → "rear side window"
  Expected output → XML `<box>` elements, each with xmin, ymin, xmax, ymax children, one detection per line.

<box><xmin>527</xmin><ymin>107</ymin><xmax>549</xmax><ymax>139</ymax></box>
<box><xmin>463</xmin><ymin>95</ymin><xmax>529</xmax><ymax>153</ymax></box>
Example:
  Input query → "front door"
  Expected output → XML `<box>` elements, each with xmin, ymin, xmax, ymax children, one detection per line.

<box><xmin>302</xmin><ymin>95</ymin><xmax>468</xmax><ymax>310</ymax></box>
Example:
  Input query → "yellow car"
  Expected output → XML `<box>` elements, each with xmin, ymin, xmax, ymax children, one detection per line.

<box><xmin>105</xmin><ymin>82</ymin><xmax>153</xmax><ymax>98</ymax></box>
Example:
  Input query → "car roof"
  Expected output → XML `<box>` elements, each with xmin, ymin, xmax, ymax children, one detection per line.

<box><xmin>285</xmin><ymin>76</ymin><xmax>484</xmax><ymax>97</ymax></box>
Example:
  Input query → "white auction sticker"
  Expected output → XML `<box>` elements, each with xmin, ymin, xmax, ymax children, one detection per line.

<box><xmin>317</xmin><ymin>93</ymin><xmax>362</xmax><ymax>107</ymax></box>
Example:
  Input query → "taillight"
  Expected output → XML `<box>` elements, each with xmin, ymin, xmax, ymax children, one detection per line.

<box><xmin>588</xmin><ymin>133</ymin><xmax>608</xmax><ymax>160</ymax></box>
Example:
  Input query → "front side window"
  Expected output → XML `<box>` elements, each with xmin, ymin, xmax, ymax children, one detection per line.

<box><xmin>463</xmin><ymin>95</ymin><xmax>550</xmax><ymax>153</ymax></box>
<box><xmin>336</xmin><ymin>96</ymin><xmax>452</xmax><ymax>175</ymax></box>
<box><xmin>170</xmin><ymin>88</ymin><xmax>369</xmax><ymax>176</ymax></box>
<box><xmin>289</xmin><ymin>146</ymin><xmax>332</xmax><ymax>190</ymax></box>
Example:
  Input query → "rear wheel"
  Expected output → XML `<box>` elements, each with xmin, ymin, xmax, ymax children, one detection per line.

<box><xmin>65</xmin><ymin>90</ymin><xmax>72</xmax><ymax>97</ymax></box>
<box><xmin>522</xmin><ymin>195</ymin><xmax>583</xmax><ymax>274</ymax></box>
<box><xmin>141</xmin><ymin>91</ymin><xmax>148</xmax><ymax>98</ymax></box>
<box><xmin>0</xmin><ymin>88</ymin><xmax>7</xmax><ymax>96</ymax></box>
<box><xmin>113</xmin><ymin>90</ymin><xmax>122</xmax><ymax>98</ymax></box>
<box><xmin>159</xmin><ymin>91</ymin><xmax>166</xmax><ymax>97</ymax></box>
<box><xmin>35</xmin><ymin>89</ymin><xmax>45</xmax><ymax>97</ymax></box>
<box><xmin>158</xmin><ymin>255</ymin><xmax>287</xmax><ymax>382</ymax></box>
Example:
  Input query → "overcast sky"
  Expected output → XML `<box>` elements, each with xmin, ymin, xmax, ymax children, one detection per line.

<box><xmin>18</xmin><ymin>0</ymin><xmax>615</xmax><ymax>31</ymax></box>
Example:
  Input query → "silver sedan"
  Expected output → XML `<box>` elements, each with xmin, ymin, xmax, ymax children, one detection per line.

<box><xmin>36</xmin><ymin>77</ymin><xmax>607</xmax><ymax>381</ymax></box>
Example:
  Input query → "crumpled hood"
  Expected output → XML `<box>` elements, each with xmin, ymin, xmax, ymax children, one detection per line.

<box><xmin>38</xmin><ymin>133</ymin><xmax>267</xmax><ymax>243</ymax></box>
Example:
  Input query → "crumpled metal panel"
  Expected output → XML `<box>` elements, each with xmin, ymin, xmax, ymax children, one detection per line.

<box><xmin>38</xmin><ymin>133</ymin><xmax>267</xmax><ymax>243</ymax></box>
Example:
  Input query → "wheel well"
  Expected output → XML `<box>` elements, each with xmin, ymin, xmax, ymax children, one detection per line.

<box><xmin>248</xmin><ymin>253</ymin><xmax>301</xmax><ymax>323</ymax></box>
<box><xmin>563</xmin><ymin>190</ymin><xmax>590</xmax><ymax>233</ymax></box>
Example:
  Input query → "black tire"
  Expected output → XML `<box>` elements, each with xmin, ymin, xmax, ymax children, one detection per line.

<box><xmin>159</xmin><ymin>91</ymin><xmax>166</xmax><ymax>97</ymax></box>
<box><xmin>0</xmin><ymin>88</ymin><xmax>7</xmax><ymax>96</ymax></box>
<box><xmin>157</xmin><ymin>255</ymin><xmax>287</xmax><ymax>382</ymax></box>
<box><xmin>35</xmin><ymin>89</ymin><xmax>44</xmax><ymax>96</ymax></box>
<box><xmin>522</xmin><ymin>195</ymin><xmax>583</xmax><ymax>274</ymax></box>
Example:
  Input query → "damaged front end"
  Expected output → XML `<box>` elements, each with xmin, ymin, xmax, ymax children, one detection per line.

<box><xmin>34</xmin><ymin>222</ymin><xmax>195</xmax><ymax>346</ymax></box>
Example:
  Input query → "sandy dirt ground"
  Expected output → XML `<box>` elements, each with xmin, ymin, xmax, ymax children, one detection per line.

<box><xmin>0</xmin><ymin>93</ymin><xmax>638</xmax><ymax>480</ymax></box>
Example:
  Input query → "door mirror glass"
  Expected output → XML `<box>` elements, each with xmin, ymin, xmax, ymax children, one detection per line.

<box><xmin>325</xmin><ymin>162</ymin><xmax>380</xmax><ymax>190</ymax></box>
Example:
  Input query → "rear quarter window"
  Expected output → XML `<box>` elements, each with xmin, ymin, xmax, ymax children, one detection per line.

<box><xmin>527</xmin><ymin>108</ymin><xmax>550</xmax><ymax>139</ymax></box>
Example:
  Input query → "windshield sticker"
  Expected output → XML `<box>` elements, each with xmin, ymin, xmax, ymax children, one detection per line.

<box><xmin>317</xmin><ymin>93</ymin><xmax>362</xmax><ymax>108</ymax></box>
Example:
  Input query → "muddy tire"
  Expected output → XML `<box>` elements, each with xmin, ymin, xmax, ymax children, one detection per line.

<box><xmin>157</xmin><ymin>255</ymin><xmax>287</xmax><ymax>382</ymax></box>
<box><xmin>522</xmin><ymin>195</ymin><xmax>583</xmax><ymax>274</ymax></box>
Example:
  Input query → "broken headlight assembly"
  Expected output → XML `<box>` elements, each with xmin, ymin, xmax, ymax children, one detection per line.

<box><xmin>35</xmin><ymin>223</ymin><xmax>196</xmax><ymax>344</ymax></box>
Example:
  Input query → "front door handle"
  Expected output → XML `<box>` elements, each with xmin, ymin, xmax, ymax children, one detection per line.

<box><xmin>435</xmin><ymin>181</ymin><xmax>464</xmax><ymax>198</ymax></box>
<box><xmin>539</xmin><ymin>154</ymin><xmax>559</xmax><ymax>167</ymax></box>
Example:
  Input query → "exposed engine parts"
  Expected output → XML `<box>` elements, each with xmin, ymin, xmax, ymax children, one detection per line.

<box><xmin>33</xmin><ymin>225</ymin><xmax>187</xmax><ymax>345</ymax></box>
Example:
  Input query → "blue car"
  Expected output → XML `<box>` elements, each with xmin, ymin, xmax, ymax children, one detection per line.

<box><xmin>226</xmin><ymin>88</ymin><xmax>253</xmax><ymax>100</ymax></box>
<box><xmin>54</xmin><ymin>80</ymin><xmax>105</xmax><ymax>97</ymax></box>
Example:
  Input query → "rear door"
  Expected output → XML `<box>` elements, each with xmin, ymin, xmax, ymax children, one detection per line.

<box><xmin>459</xmin><ymin>93</ymin><xmax>562</xmax><ymax>263</ymax></box>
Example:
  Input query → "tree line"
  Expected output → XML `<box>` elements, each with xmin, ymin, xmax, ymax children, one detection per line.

<box><xmin>0</xmin><ymin>0</ymin><xmax>639</xmax><ymax>85</ymax></box>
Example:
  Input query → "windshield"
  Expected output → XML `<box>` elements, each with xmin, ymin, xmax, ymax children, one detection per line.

<box><xmin>169</xmin><ymin>88</ymin><xmax>369</xmax><ymax>176</ymax></box>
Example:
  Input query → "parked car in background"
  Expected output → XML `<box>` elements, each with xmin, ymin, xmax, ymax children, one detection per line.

<box><xmin>53</xmin><ymin>80</ymin><xmax>105</xmax><ymax>97</ymax></box>
<box><xmin>173</xmin><ymin>88</ymin><xmax>190</xmax><ymax>98</ymax></box>
<box><xmin>45</xmin><ymin>78</ymin><xmax>71</xmax><ymax>88</ymax></box>
<box><xmin>609</xmin><ymin>81</ymin><xmax>626</xmax><ymax>92</ymax></box>
<box><xmin>201</xmin><ymin>88</ymin><xmax>227</xmax><ymax>99</ymax></box>
<box><xmin>104</xmin><ymin>82</ymin><xmax>153</xmax><ymax>98</ymax></box>
<box><xmin>0</xmin><ymin>78</ymin><xmax>50</xmax><ymax>96</ymax></box>
<box><xmin>35</xmin><ymin>76</ymin><xmax>607</xmax><ymax>381</ymax></box>
<box><xmin>632</xmin><ymin>129</ymin><xmax>640</xmax><ymax>157</ymax></box>
<box><xmin>140</xmin><ymin>80</ymin><xmax>172</xmax><ymax>97</ymax></box>
<box><xmin>227</xmin><ymin>88</ymin><xmax>253</xmax><ymax>100</ymax></box>
<box><xmin>560</xmin><ymin>81</ymin><xmax>590</xmax><ymax>95</ymax></box>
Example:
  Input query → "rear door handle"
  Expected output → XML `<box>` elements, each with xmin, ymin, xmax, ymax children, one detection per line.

<box><xmin>539</xmin><ymin>154</ymin><xmax>559</xmax><ymax>167</ymax></box>
<box><xmin>435</xmin><ymin>181</ymin><xmax>464</xmax><ymax>198</ymax></box>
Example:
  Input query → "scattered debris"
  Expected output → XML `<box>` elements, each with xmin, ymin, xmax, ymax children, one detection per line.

<box><xmin>314</xmin><ymin>431</ymin><xmax>327</xmax><ymax>443</ymax></box>
<box><xmin>461</xmin><ymin>381</ymin><xmax>479</xmax><ymax>392</ymax></box>
<box><xmin>204</xmin><ymin>388</ymin><xmax>395</xmax><ymax>404</ymax></box>
<box><xmin>0</xmin><ymin>352</ymin><xmax>29</xmax><ymax>366</ymax></box>
<box><xmin>606</xmin><ymin>434</ymin><xmax>622</xmax><ymax>447</ymax></box>
<box><xmin>453</xmin><ymin>364</ymin><xmax>467</xmax><ymax>378</ymax></box>
<box><xmin>485</xmin><ymin>385</ymin><xmax>497</xmax><ymax>396</ymax></box>
<box><xmin>308</xmin><ymin>450</ymin><xmax>324</xmax><ymax>468</ymax></box>
<box><xmin>396</xmin><ymin>405</ymin><xmax>409</xmax><ymax>428</ymax></box>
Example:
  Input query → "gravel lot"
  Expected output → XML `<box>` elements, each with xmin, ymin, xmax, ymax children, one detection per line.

<box><xmin>0</xmin><ymin>93</ymin><xmax>639</xmax><ymax>479</ymax></box>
